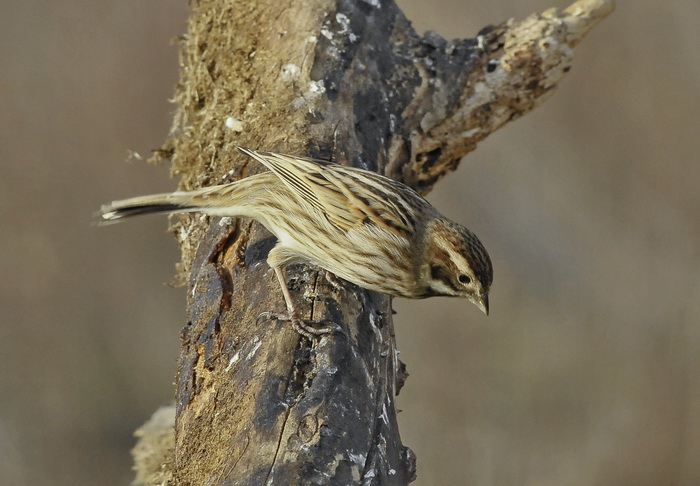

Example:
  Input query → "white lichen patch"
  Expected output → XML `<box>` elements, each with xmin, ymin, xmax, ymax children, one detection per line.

<box><xmin>336</xmin><ymin>13</ymin><xmax>350</xmax><ymax>33</ymax></box>
<box><xmin>280</xmin><ymin>63</ymin><xmax>300</xmax><ymax>82</ymax></box>
<box><xmin>348</xmin><ymin>452</ymin><xmax>367</xmax><ymax>467</ymax></box>
<box><xmin>335</xmin><ymin>13</ymin><xmax>358</xmax><ymax>42</ymax></box>
<box><xmin>363</xmin><ymin>469</ymin><xmax>377</xmax><ymax>479</ymax></box>
<box><xmin>309</xmin><ymin>80</ymin><xmax>326</xmax><ymax>94</ymax></box>
<box><xmin>245</xmin><ymin>336</ymin><xmax>262</xmax><ymax>360</ymax></box>
<box><xmin>293</xmin><ymin>79</ymin><xmax>327</xmax><ymax>109</ymax></box>
<box><xmin>308</xmin><ymin>80</ymin><xmax>326</xmax><ymax>95</ymax></box>
<box><xmin>225</xmin><ymin>116</ymin><xmax>244</xmax><ymax>132</ymax></box>
<box><xmin>361</xmin><ymin>0</ymin><xmax>381</xmax><ymax>7</ymax></box>
<box><xmin>379</xmin><ymin>403</ymin><xmax>389</xmax><ymax>425</ymax></box>
<box><xmin>225</xmin><ymin>351</ymin><xmax>240</xmax><ymax>371</ymax></box>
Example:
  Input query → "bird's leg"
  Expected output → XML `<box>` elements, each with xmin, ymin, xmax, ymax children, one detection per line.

<box><xmin>260</xmin><ymin>266</ymin><xmax>336</xmax><ymax>339</ymax></box>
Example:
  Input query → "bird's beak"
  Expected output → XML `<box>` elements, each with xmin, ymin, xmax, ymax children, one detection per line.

<box><xmin>475</xmin><ymin>293</ymin><xmax>489</xmax><ymax>316</ymax></box>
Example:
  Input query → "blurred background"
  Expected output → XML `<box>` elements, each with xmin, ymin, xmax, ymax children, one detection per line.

<box><xmin>1</xmin><ymin>0</ymin><xmax>697</xmax><ymax>484</ymax></box>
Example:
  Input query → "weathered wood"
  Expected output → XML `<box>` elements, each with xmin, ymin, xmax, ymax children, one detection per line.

<box><xmin>131</xmin><ymin>0</ymin><xmax>613</xmax><ymax>484</ymax></box>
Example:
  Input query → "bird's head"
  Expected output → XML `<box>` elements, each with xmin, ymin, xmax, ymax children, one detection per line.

<box><xmin>420</xmin><ymin>218</ymin><xmax>493</xmax><ymax>315</ymax></box>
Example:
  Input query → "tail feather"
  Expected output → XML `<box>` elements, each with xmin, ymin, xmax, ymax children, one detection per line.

<box><xmin>99</xmin><ymin>193</ymin><xmax>200</xmax><ymax>223</ymax></box>
<box><xmin>99</xmin><ymin>161</ymin><xmax>274</xmax><ymax>224</ymax></box>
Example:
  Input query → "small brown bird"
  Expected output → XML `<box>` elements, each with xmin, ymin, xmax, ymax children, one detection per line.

<box><xmin>101</xmin><ymin>147</ymin><xmax>493</xmax><ymax>337</ymax></box>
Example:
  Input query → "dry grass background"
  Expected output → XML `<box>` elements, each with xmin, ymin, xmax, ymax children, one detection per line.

<box><xmin>2</xmin><ymin>1</ymin><xmax>698</xmax><ymax>484</ymax></box>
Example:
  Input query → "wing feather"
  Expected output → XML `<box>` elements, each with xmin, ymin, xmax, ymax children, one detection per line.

<box><xmin>237</xmin><ymin>146</ymin><xmax>420</xmax><ymax>237</ymax></box>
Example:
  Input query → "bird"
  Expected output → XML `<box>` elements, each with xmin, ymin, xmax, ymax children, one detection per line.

<box><xmin>100</xmin><ymin>146</ymin><xmax>493</xmax><ymax>338</ymax></box>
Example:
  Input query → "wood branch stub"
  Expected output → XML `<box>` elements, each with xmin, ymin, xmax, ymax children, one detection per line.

<box><xmin>131</xmin><ymin>0</ymin><xmax>613</xmax><ymax>484</ymax></box>
<box><xmin>395</xmin><ymin>0</ymin><xmax>615</xmax><ymax>192</ymax></box>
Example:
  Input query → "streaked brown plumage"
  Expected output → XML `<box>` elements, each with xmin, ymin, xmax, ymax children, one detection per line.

<box><xmin>100</xmin><ymin>147</ymin><xmax>493</xmax><ymax>337</ymax></box>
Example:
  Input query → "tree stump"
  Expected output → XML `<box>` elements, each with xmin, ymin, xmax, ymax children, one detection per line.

<box><xmin>131</xmin><ymin>0</ymin><xmax>614</xmax><ymax>484</ymax></box>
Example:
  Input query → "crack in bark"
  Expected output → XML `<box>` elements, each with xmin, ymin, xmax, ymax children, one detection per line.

<box><xmin>265</xmin><ymin>406</ymin><xmax>292</xmax><ymax>486</ymax></box>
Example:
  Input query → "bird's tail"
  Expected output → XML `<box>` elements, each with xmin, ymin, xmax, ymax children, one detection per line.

<box><xmin>101</xmin><ymin>147</ymin><xmax>294</xmax><ymax>224</ymax></box>
<box><xmin>99</xmin><ymin>193</ymin><xmax>193</xmax><ymax>222</ymax></box>
<box><xmin>98</xmin><ymin>182</ymin><xmax>248</xmax><ymax>224</ymax></box>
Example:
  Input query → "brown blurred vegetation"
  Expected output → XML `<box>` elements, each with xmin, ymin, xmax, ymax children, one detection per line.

<box><xmin>1</xmin><ymin>1</ymin><xmax>698</xmax><ymax>484</ymax></box>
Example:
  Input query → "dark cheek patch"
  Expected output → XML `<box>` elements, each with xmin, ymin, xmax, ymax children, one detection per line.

<box><xmin>430</xmin><ymin>264</ymin><xmax>458</xmax><ymax>292</ymax></box>
<box><xmin>430</xmin><ymin>264</ymin><xmax>444</xmax><ymax>281</ymax></box>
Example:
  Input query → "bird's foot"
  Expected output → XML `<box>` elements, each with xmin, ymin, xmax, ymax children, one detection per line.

<box><xmin>257</xmin><ymin>311</ymin><xmax>343</xmax><ymax>340</ymax></box>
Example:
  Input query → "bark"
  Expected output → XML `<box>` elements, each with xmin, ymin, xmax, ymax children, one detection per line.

<box><xmin>131</xmin><ymin>0</ymin><xmax>614</xmax><ymax>484</ymax></box>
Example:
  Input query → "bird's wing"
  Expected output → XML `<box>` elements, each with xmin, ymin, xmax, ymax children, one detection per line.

<box><xmin>237</xmin><ymin>147</ymin><xmax>419</xmax><ymax>237</ymax></box>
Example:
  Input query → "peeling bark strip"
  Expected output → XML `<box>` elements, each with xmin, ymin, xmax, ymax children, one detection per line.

<box><xmin>132</xmin><ymin>0</ymin><xmax>612</xmax><ymax>484</ymax></box>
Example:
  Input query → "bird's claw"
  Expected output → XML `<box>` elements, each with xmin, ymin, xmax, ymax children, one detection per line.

<box><xmin>256</xmin><ymin>311</ymin><xmax>344</xmax><ymax>339</ymax></box>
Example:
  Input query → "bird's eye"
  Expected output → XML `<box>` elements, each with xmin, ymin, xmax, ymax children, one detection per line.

<box><xmin>458</xmin><ymin>274</ymin><xmax>471</xmax><ymax>284</ymax></box>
